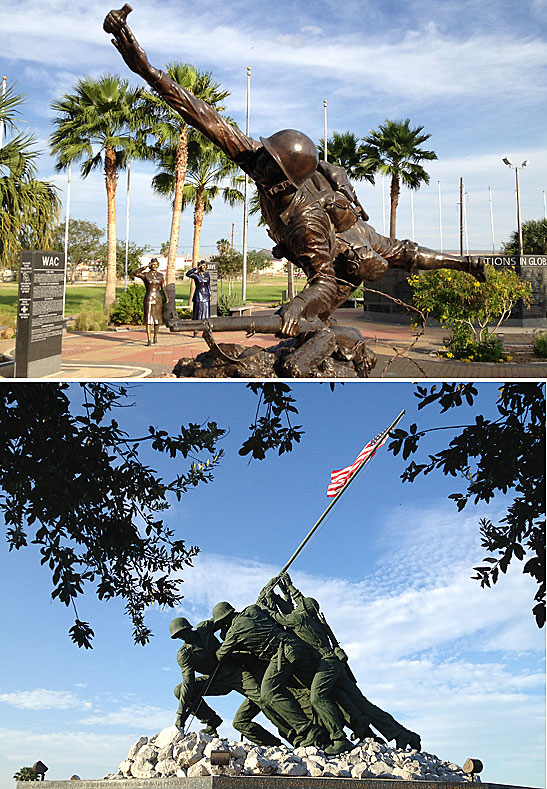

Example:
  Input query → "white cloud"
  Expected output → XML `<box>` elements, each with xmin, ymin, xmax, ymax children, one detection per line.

<box><xmin>79</xmin><ymin>704</ymin><xmax>173</xmax><ymax>730</ymax></box>
<box><xmin>0</xmin><ymin>689</ymin><xmax>92</xmax><ymax>711</ymax></box>
<box><xmin>0</xmin><ymin>727</ymin><xmax>135</xmax><ymax>775</ymax></box>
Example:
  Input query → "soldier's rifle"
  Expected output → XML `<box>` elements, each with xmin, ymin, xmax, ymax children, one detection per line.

<box><xmin>163</xmin><ymin>311</ymin><xmax>366</xmax><ymax>347</ymax></box>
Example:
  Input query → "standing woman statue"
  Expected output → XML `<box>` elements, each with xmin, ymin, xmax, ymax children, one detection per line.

<box><xmin>134</xmin><ymin>258</ymin><xmax>168</xmax><ymax>345</ymax></box>
<box><xmin>186</xmin><ymin>261</ymin><xmax>211</xmax><ymax>320</ymax></box>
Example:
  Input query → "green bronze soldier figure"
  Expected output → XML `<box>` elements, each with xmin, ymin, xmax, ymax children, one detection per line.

<box><xmin>104</xmin><ymin>6</ymin><xmax>486</xmax><ymax>339</ymax></box>
<box><xmin>271</xmin><ymin>574</ymin><xmax>421</xmax><ymax>751</ymax></box>
<box><xmin>170</xmin><ymin>616</ymin><xmax>284</xmax><ymax>746</ymax></box>
<box><xmin>213</xmin><ymin>602</ymin><xmax>326</xmax><ymax>748</ymax></box>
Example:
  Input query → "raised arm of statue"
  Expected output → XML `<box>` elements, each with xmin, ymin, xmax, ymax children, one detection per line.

<box><xmin>104</xmin><ymin>7</ymin><xmax>259</xmax><ymax>165</ymax></box>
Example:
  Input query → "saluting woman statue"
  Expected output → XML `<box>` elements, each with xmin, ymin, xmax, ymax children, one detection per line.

<box><xmin>186</xmin><ymin>261</ymin><xmax>211</xmax><ymax>320</ymax></box>
<box><xmin>134</xmin><ymin>258</ymin><xmax>168</xmax><ymax>345</ymax></box>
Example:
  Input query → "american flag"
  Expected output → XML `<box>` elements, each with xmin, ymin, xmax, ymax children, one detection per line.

<box><xmin>326</xmin><ymin>430</ymin><xmax>389</xmax><ymax>498</ymax></box>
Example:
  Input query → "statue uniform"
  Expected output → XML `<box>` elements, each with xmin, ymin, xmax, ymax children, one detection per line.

<box><xmin>174</xmin><ymin>619</ymin><xmax>281</xmax><ymax>746</ymax></box>
<box><xmin>186</xmin><ymin>267</ymin><xmax>211</xmax><ymax>320</ymax></box>
<box><xmin>216</xmin><ymin>604</ymin><xmax>320</xmax><ymax>744</ymax></box>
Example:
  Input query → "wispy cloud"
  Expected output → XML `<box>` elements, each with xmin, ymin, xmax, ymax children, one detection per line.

<box><xmin>0</xmin><ymin>689</ymin><xmax>92</xmax><ymax>711</ymax></box>
<box><xmin>79</xmin><ymin>704</ymin><xmax>173</xmax><ymax>730</ymax></box>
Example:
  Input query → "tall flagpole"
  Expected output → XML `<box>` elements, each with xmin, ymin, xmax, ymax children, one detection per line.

<box><xmin>437</xmin><ymin>180</ymin><xmax>443</xmax><ymax>252</ymax></box>
<box><xmin>124</xmin><ymin>161</ymin><xmax>131</xmax><ymax>291</ymax></box>
<box><xmin>241</xmin><ymin>66</ymin><xmax>251</xmax><ymax>303</ymax></box>
<box><xmin>323</xmin><ymin>100</ymin><xmax>328</xmax><ymax>162</ymax></box>
<box><xmin>279</xmin><ymin>410</ymin><xmax>405</xmax><ymax>575</ymax></box>
<box><xmin>63</xmin><ymin>162</ymin><xmax>71</xmax><ymax>317</ymax></box>
<box><xmin>381</xmin><ymin>174</ymin><xmax>386</xmax><ymax>235</ymax></box>
<box><xmin>489</xmin><ymin>185</ymin><xmax>495</xmax><ymax>252</ymax></box>
<box><xmin>0</xmin><ymin>76</ymin><xmax>6</xmax><ymax>149</ymax></box>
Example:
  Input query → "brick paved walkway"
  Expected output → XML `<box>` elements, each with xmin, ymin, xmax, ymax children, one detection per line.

<box><xmin>1</xmin><ymin>309</ymin><xmax>546</xmax><ymax>379</ymax></box>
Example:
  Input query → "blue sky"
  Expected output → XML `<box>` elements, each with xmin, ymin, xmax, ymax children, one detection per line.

<box><xmin>0</xmin><ymin>381</ymin><xmax>544</xmax><ymax>788</ymax></box>
<box><xmin>1</xmin><ymin>0</ymin><xmax>547</xmax><ymax>261</ymax></box>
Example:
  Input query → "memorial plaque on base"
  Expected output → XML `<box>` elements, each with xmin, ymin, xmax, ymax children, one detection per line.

<box><xmin>15</xmin><ymin>250</ymin><xmax>66</xmax><ymax>378</ymax></box>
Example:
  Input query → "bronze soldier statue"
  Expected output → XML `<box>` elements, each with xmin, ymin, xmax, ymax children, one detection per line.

<box><xmin>170</xmin><ymin>616</ymin><xmax>293</xmax><ymax>747</ymax></box>
<box><xmin>187</xmin><ymin>262</ymin><xmax>212</xmax><ymax>321</ymax></box>
<box><xmin>104</xmin><ymin>6</ymin><xmax>486</xmax><ymax>339</ymax></box>
<box><xmin>266</xmin><ymin>573</ymin><xmax>422</xmax><ymax>751</ymax></box>
<box><xmin>134</xmin><ymin>257</ymin><xmax>168</xmax><ymax>345</ymax></box>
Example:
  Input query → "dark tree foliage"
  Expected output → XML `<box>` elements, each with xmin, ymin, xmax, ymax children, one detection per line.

<box><xmin>0</xmin><ymin>383</ymin><xmax>226</xmax><ymax>648</ymax></box>
<box><xmin>239</xmin><ymin>383</ymin><xmax>304</xmax><ymax>460</ymax></box>
<box><xmin>388</xmin><ymin>382</ymin><xmax>545</xmax><ymax>628</ymax></box>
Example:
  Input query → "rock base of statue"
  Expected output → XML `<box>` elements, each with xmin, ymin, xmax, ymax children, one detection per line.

<box><xmin>17</xmin><ymin>777</ymin><xmax>540</xmax><ymax>789</ymax></box>
<box><xmin>172</xmin><ymin>331</ymin><xmax>376</xmax><ymax>378</ymax></box>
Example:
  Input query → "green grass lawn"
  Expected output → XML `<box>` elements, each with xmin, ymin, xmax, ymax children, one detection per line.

<box><xmin>0</xmin><ymin>275</ymin><xmax>300</xmax><ymax>326</ymax></box>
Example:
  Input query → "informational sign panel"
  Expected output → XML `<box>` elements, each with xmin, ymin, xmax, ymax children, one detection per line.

<box><xmin>206</xmin><ymin>260</ymin><xmax>218</xmax><ymax>317</ymax></box>
<box><xmin>15</xmin><ymin>250</ymin><xmax>66</xmax><ymax>378</ymax></box>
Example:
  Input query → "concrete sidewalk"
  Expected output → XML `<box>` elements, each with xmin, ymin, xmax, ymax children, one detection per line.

<box><xmin>1</xmin><ymin>309</ymin><xmax>546</xmax><ymax>379</ymax></box>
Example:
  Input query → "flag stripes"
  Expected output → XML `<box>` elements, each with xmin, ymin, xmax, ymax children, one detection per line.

<box><xmin>326</xmin><ymin>430</ymin><xmax>389</xmax><ymax>497</ymax></box>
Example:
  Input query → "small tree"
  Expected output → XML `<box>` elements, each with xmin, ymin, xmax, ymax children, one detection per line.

<box><xmin>95</xmin><ymin>239</ymin><xmax>152</xmax><ymax>279</ymax></box>
<box><xmin>211</xmin><ymin>248</ymin><xmax>243</xmax><ymax>294</ymax></box>
<box><xmin>409</xmin><ymin>267</ymin><xmax>531</xmax><ymax>360</ymax></box>
<box><xmin>51</xmin><ymin>218</ymin><xmax>104</xmax><ymax>283</ymax></box>
<box><xmin>13</xmin><ymin>767</ymin><xmax>36</xmax><ymax>782</ymax></box>
<box><xmin>501</xmin><ymin>218</ymin><xmax>547</xmax><ymax>255</ymax></box>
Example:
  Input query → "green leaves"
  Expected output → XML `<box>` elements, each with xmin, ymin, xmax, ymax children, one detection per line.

<box><xmin>239</xmin><ymin>383</ymin><xmax>303</xmax><ymax>459</ymax></box>
<box><xmin>0</xmin><ymin>384</ymin><xmax>225</xmax><ymax>648</ymax></box>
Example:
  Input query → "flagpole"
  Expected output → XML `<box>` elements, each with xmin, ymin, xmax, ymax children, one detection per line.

<box><xmin>279</xmin><ymin>409</ymin><xmax>405</xmax><ymax>575</ymax></box>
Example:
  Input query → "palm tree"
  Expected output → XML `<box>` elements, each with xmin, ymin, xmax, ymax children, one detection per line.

<box><xmin>142</xmin><ymin>63</ymin><xmax>229</xmax><ymax>299</ymax></box>
<box><xmin>1</xmin><ymin>83</ymin><xmax>60</xmax><ymax>272</ymax></box>
<box><xmin>361</xmin><ymin>119</ymin><xmax>437</xmax><ymax>238</ymax></box>
<box><xmin>318</xmin><ymin>130</ymin><xmax>374</xmax><ymax>183</ymax></box>
<box><xmin>502</xmin><ymin>218</ymin><xmax>547</xmax><ymax>255</ymax></box>
<box><xmin>50</xmin><ymin>75</ymin><xmax>150</xmax><ymax>308</ymax></box>
<box><xmin>153</xmin><ymin>134</ymin><xmax>243</xmax><ymax>276</ymax></box>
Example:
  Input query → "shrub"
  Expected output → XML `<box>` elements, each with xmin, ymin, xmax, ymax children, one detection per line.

<box><xmin>533</xmin><ymin>329</ymin><xmax>547</xmax><ymax>358</ymax></box>
<box><xmin>109</xmin><ymin>283</ymin><xmax>146</xmax><ymax>325</ymax></box>
<box><xmin>440</xmin><ymin>331</ymin><xmax>510</xmax><ymax>363</ymax></box>
<box><xmin>410</xmin><ymin>267</ymin><xmax>531</xmax><ymax>361</ymax></box>
<box><xmin>217</xmin><ymin>293</ymin><xmax>244</xmax><ymax>316</ymax></box>
<box><xmin>72</xmin><ymin>308</ymin><xmax>108</xmax><ymax>332</ymax></box>
<box><xmin>13</xmin><ymin>767</ymin><xmax>36</xmax><ymax>781</ymax></box>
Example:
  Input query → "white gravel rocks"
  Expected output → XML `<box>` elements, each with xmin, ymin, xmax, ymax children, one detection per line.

<box><xmin>105</xmin><ymin>725</ymin><xmax>473</xmax><ymax>782</ymax></box>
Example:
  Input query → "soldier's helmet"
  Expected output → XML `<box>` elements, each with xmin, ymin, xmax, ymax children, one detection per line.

<box><xmin>259</xmin><ymin>129</ymin><xmax>319</xmax><ymax>187</ymax></box>
<box><xmin>302</xmin><ymin>597</ymin><xmax>320</xmax><ymax>615</ymax></box>
<box><xmin>170</xmin><ymin>616</ymin><xmax>192</xmax><ymax>639</ymax></box>
<box><xmin>212</xmin><ymin>601</ymin><xmax>236</xmax><ymax>625</ymax></box>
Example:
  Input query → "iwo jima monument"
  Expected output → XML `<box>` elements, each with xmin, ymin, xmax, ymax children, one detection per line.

<box><xmin>102</xmin><ymin>4</ymin><xmax>487</xmax><ymax>379</ymax></box>
<box><xmin>22</xmin><ymin>412</ymin><xmax>540</xmax><ymax>789</ymax></box>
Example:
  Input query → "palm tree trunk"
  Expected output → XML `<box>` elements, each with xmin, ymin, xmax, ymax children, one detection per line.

<box><xmin>188</xmin><ymin>192</ymin><xmax>205</xmax><ymax>306</ymax></box>
<box><xmin>166</xmin><ymin>129</ymin><xmax>188</xmax><ymax>303</ymax></box>
<box><xmin>104</xmin><ymin>146</ymin><xmax>118</xmax><ymax>309</ymax></box>
<box><xmin>192</xmin><ymin>192</ymin><xmax>205</xmax><ymax>267</ymax></box>
<box><xmin>287</xmin><ymin>260</ymin><xmax>294</xmax><ymax>300</ymax></box>
<box><xmin>390</xmin><ymin>174</ymin><xmax>400</xmax><ymax>240</ymax></box>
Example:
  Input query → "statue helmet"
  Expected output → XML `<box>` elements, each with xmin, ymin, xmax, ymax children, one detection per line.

<box><xmin>302</xmin><ymin>597</ymin><xmax>320</xmax><ymax>615</ymax></box>
<box><xmin>259</xmin><ymin>129</ymin><xmax>319</xmax><ymax>187</ymax></box>
<box><xmin>212</xmin><ymin>601</ymin><xmax>236</xmax><ymax>625</ymax></box>
<box><xmin>170</xmin><ymin>616</ymin><xmax>192</xmax><ymax>639</ymax></box>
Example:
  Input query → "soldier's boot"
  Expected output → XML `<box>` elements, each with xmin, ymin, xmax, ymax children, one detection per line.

<box><xmin>296</xmin><ymin>725</ymin><xmax>324</xmax><ymax>748</ymax></box>
<box><xmin>199</xmin><ymin>713</ymin><xmax>223</xmax><ymax>737</ymax></box>
<box><xmin>395</xmin><ymin>729</ymin><xmax>421</xmax><ymax>752</ymax></box>
<box><xmin>324</xmin><ymin>735</ymin><xmax>355</xmax><ymax>755</ymax></box>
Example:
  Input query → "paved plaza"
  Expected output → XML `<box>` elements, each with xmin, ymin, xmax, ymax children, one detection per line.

<box><xmin>1</xmin><ymin>308</ymin><xmax>546</xmax><ymax>380</ymax></box>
